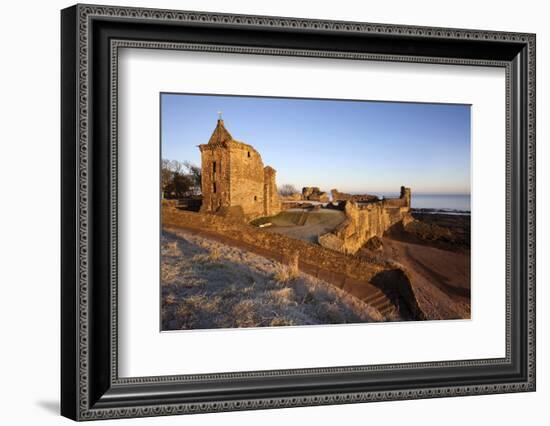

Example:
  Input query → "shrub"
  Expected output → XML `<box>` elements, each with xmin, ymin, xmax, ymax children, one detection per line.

<box><xmin>274</xmin><ymin>263</ymin><xmax>299</xmax><ymax>284</ymax></box>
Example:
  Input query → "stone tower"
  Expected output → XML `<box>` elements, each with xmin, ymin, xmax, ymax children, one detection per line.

<box><xmin>263</xmin><ymin>166</ymin><xmax>279</xmax><ymax>217</ymax></box>
<box><xmin>198</xmin><ymin>118</ymin><xmax>281</xmax><ymax>220</ymax></box>
<box><xmin>400</xmin><ymin>186</ymin><xmax>412</xmax><ymax>208</ymax></box>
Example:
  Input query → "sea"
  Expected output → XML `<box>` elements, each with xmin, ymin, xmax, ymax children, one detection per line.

<box><xmin>374</xmin><ymin>193</ymin><xmax>471</xmax><ymax>214</ymax></box>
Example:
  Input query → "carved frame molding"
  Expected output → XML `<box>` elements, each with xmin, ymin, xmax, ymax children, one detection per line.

<box><xmin>61</xmin><ymin>4</ymin><xmax>536</xmax><ymax>421</ymax></box>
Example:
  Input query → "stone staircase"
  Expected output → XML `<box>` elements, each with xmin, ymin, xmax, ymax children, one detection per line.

<box><xmin>341</xmin><ymin>277</ymin><xmax>396</xmax><ymax>318</ymax></box>
<box><xmin>362</xmin><ymin>288</ymin><xmax>396</xmax><ymax>317</ymax></box>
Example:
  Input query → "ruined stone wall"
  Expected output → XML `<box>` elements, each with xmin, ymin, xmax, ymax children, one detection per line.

<box><xmin>263</xmin><ymin>166</ymin><xmax>281</xmax><ymax>217</ymax></box>
<box><xmin>400</xmin><ymin>186</ymin><xmax>411</xmax><ymax>207</ymax></box>
<box><xmin>200</xmin><ymin>142</ymin><xmax>280</xmax><ymax>220</ymax></box>
<box><xmin>228</xmin><ymin>143</ymin><xmax>266</xmax><ymax>220</ymax></box>
<box><xmin>309</xmin><ymin>193</ymin><xmax>330</xmax><ymax>203</ymax></box>
<box><xmin>381</xmin><ymin>198</ymin><xmax>407</xmax><ymax>208</ymax></box>
<box><xmin>199</xmin><ymin>145</ymin><xmax>231</xmax><ymax>214</ymax></box>
<box><xmin>331</xmin><ymin>189</ymin><xmax>379</xmax><ymax>203</ymax></box>
<box><xmin>319</xmin><ymin>187</ymin><xmax>411</xmax><ymax>254</ymax></box>
<box><xmin>302</xmin><ymin>186</ymin><xmax>329</xmax><ymax>202</ymax></box>
<box><xmin>163</xmin><ymin>207</ymin><xmax>426</xmax><ymax>320</ymax></box>
<box><xmin>163</xmin><ymin>207</ymin><xmax>387</xmax><ymax>284</ymax></box>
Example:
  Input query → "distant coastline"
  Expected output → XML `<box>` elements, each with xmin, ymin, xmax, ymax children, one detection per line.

<box><xmin>368</xmin><ymin>193</ymin><xmax>470</xmax><ymax>213</ymax></box>
<box><xmin>412</xmin><ymin>208</ymin><xmax>470</xmax><ymax>216</ymax></box>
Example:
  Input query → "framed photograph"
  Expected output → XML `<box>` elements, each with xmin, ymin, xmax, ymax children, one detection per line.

<box><xmin>61</xmin><ymin>4</ymin><xmax>536</xmax><ymax>421</ymax></box>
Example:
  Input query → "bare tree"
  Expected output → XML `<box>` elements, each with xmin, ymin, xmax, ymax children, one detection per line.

<box><xmin>278</xmin><ymin>183</ymin><xmax>298</xmax><ymax>197</ymax></box>
<box><xmin>166</xmin><ymin>173</ymin><xmax>193</xmax><ymax>198</ymax></box>
<box><xmin>184</xmin><ymin>161</ymin><xmax>202</xmax><ymax>190</ymax></box>
<box><xmin>161</xmin><ymin>159</ymin><xmax>173</xmax><ymax>198</ymax></box>
<box><xmin>169</xmin><ymin>159</ymin><xmax>184</xmax><ymax>175</ymax></box>
<box><xmin>161</xmin><ymin>159</ymin><xmax>202</xmax><ymax>198</ymax></box>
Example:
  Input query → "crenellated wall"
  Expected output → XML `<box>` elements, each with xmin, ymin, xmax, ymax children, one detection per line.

<box><xmin>319</xmin><ymin>187</ymin><xmax>411</xmax><ymax>254</ymax></box>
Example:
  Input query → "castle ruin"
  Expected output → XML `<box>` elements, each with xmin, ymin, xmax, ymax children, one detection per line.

<box><xmin>302</xmin><ymin>187</ymin><xmax>330</xmax><ymax>203</ymax></box>
<box><xmin>331</xmin><ymin>189</ymin><xmax>379</xmax><ymax>203</ymax></box>
<box><xmin>197</xmin><ymin>117</ymin><xmax>412</xmax><ymax>255</ymax></box>
<box><xmin>319</xmin><ymin>187</ymin><xmax>412</xmax><ymax>254</ymax></box>
<box><xmin>199</xmin><ymin>118</ymin><xmax>281</xmax><ymax>220</ymax></box>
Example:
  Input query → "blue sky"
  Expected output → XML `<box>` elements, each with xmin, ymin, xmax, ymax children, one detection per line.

<box><xmin>161</xmin><ymin>93</ymin><xmax>471</xmax><ymax>195</ymax></box>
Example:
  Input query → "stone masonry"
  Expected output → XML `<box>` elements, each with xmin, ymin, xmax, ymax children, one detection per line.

<box><xmin>199</xmin><ymin>118</ymin><xmax>281</xmax><ymax>221</ymax></box>
<box><xmin>331</xmin><ymin>189</ymin><xmax>379</xmax><ymax>203</ymax></box>
<box><xmin>319</xmin><ymin>186</ymin><xmax>412</xmax><ymax>254</ymax></box>
<box><xmin>302</xmin><ymin>187</ymin><xmax>330</xmax><ymax>203</ymax></box>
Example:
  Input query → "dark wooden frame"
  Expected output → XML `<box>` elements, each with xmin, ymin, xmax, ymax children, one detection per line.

<box><xmin>61</xmin><ymin>4</ymin><xmax>536</xmax><ymax>421</ymax></box>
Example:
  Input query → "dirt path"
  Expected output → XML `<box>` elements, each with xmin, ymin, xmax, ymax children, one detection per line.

<box><xmin>381</xmin><ymin>237</ymin><xmax>471</xmax><ymax>319</ymax></box>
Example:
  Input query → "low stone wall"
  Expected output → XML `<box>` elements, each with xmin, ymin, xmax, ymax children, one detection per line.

<box><xmin>163</xmin><ymin>207</ymin><xmax>385</xmax><ymax>282</ymax></box>
<box><xmin>331</xmin><ymin>189</ymin><xmax>379</xmax><ymax>203</ymax></box>
<box><xmin>381</xmin><ymin>197</ymin><xmax>408</xmax><ymax>208</ymax></box>
<box><xmin>162</xmin><ymin>207</ymin><xmax>424</xmax><ymax>320</ymax></box>
<box><xmin>161</xmin><ymin>199</ymin><xmax>179</xmax><ymax>208</ymax></box>
<box><xmin>280</xmin><ymin>201</ymin><xmax>318</xmax><ymax>211</ymax></box>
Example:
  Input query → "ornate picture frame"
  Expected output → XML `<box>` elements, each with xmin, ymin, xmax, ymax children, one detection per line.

<box><xmin>61</xmin><ymin>4</ymin><xmax>535</xmax><ymax>421</ymax></box>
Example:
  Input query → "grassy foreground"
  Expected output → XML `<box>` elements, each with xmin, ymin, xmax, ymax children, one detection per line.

<box><xmin>161</xmin><ymin>227</ymin><xmax>380</xmax><ymax>330</ymax></box>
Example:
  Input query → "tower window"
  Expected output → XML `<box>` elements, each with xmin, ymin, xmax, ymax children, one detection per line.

<box><xmin>212</xmin><ymin>161</ymin><xmax>216</xmax><ymax>174</ymax></box>
<box><xmin>213</xmin><ymin>182</ymin><xmax>217</xmax><ymax>193</ymax></box>
<box><xmin>247</xmin><ymin>151</ymin><xmax>251</xmax><ymax>158</ymax></box>
<box><xmin>254</xmin><ymin>195</ymin><xmax>257</xmax><ymax>201</ymax></box>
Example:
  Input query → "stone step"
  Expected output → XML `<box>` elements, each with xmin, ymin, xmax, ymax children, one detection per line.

<box><xmin>363</xmin><ymin>291</ymin><xmax>387</xmax><ymax>306</ymax></box>
<box><xmin>378</xmin><ymin>300</ymin><xmax>396</xmax><ymax>315</ymax></box>
<box><xmin>373</xmin><ymin>299</ymin><xmax>395</xmax><ymax>316</ymax></box>
<box><xmin>343</xmin><ymin>278</ymin><xmax>380</xmax><ymax>299</ymax></box>
<box><xmin>341</xmin><ymin>278</ymin><xmax>396</xmax><ymax>318</ymax></box>
<box><xmin>379</xmin><ymin>306</ymin><xmax>396</xmax><ymax>317</ymax></box>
